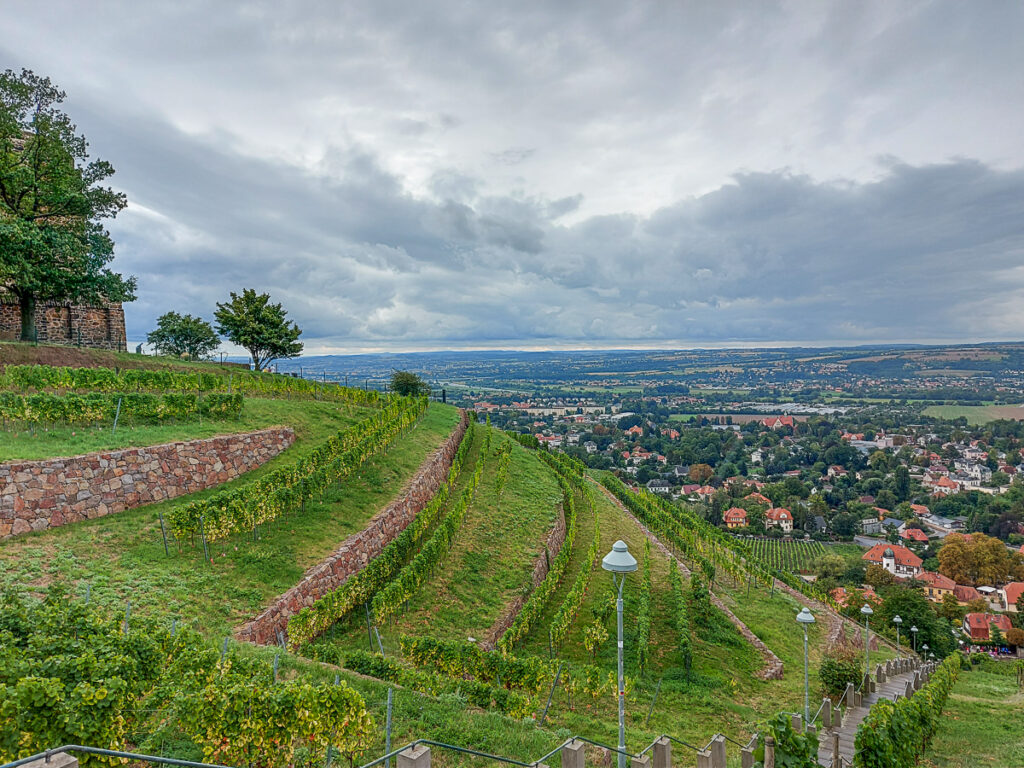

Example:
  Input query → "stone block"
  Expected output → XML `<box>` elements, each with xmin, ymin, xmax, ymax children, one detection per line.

<box><xmin>397</xmin><ymin>745</ymin><xmax>430</xmax><ymax>768</ymax></box>
<box><xmin>562</xmin><ymin>739</ymin><xmax>586</xmax><ymax>768</ymax></box>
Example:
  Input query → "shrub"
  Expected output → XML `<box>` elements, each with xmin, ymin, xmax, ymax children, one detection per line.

<box><xmin>819</xmin><ymin>647</ymin><xmax>863</xmax><ymax>698</ymax></box>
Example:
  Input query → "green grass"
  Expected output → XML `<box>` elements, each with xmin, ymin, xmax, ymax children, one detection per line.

<box><xmin>920</xmin><ymin>668</ymin><xmax>1024</xmax><ymax>767</ymax></box>
<box><xmin>923</xmin><ymin>404</ymin><xmax>1024</xmax><ymax>424</ymax></box>
<box><xmin>0</xmin><ymin>403</ymin><xmax>461</xmax><ymax>636</ymax></box>
<box><xmin>0</xmin><ymin>396</ymin><xmax>346</xmax><ymax>461</ymax></box>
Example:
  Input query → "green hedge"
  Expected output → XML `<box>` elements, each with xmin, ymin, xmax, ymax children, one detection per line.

<box><xmin>0</xmin><ymin>391</ymin><xmax>242</xmax><ymax>426</ymax></box>
<box><xmin>853</xmin><ymin>655</ymin><xmax>960</xmax><ymax>768</ymax></box>
<box><xmin>1</xmin><ymin>364</ymin><xmax>383</xmax><ymax>405</ymax></box>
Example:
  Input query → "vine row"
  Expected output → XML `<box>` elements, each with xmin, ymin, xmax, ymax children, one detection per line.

<box><xmin>0</xmin><ymin>391</ymin><xmax>242</xmax><ymax>427</ymax></box>
<box><xmin>167</xmin><ymin>396</ymin><xmax>427</xmax><ymax>542</ymax></box>
<box><xmin>547</xmin><ymin>485</ymin><xmax>601</xmax><ymax>648</ymax></box>
<box><xmin>287</xmin><ymin>420</ymin><xmax>475</xmax><ymax>648</ymax></box>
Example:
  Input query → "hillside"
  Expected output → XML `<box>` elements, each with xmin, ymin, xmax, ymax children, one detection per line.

<box><xmin>0</xmin><ymin>348</ymin><xmax>918</xmax><ymax>767</ymax></box>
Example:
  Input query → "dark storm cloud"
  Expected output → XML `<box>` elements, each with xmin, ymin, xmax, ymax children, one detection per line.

<box><xmin>2</xmin><ymin>0</ymin><xmax>1023</xmax><ymax>350</ymax></box>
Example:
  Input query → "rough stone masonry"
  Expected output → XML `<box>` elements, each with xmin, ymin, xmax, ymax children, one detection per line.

<box><xmin>0</xmin><ymin>427</ymin><xmax>295</xmax><ymax>540</ymax></box>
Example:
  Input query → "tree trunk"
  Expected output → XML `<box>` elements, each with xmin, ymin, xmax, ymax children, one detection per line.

<box><xmin>19</xmin><ymin>294</ymin><xmax>37</xmax><ymax>343</ymax></box>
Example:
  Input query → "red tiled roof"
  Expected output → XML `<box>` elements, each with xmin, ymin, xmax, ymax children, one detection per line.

<box><xmin>901</xmin><ymin>528</ymin><xmax>929</xmax><ymax>543</ymax></box>
<box><xmin>723</xmin><ymin>507</ymin><xmax>748</xmax><ymax>523</ymax></box>
<box><xmin>746</xmin><ymin>492</ymin><xmax>772</xmax><ymax>505</ymax></box>
<box><xmin>1003</xmin><ymin>582</ymin><xmax>1024</xmax><ymax>608</ymax></box>
<box><xmin>862</xmin><ymin>544</ymin><xmax>922</xmax><ymax>568</ymax></box>
<box><xmin>964</xmin><ymin>612</ymin><xmax>1012</xmax><ymax>635</ymax></box>
<box><xmin>763</xmin><ymin>416</ymin><xmax>795</xmax><ymax>428</ymax></box>
<box><xmin>909</xmin><ymin>504</ymin><xmax>930</xmax><ymax>517</ymax></box>
<box><xmin>954</xmin><ymin>584</ymin><xmax>983</xmax><ymax>603</ymax></box>
<box><xmin>766</xmin><ymin>507</ymin><xmax>793</xmax><ymax>521</ymax></box>
<box><xmin>917</xmin><ymin>571</ymin><xmax>955</xmax><ymax>590</ymax></box>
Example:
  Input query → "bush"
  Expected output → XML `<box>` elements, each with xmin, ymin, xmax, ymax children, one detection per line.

<box><xmin>819</xmin><ymin>647</ymin><xmax>863</xmax><ymax>698</ymax></box>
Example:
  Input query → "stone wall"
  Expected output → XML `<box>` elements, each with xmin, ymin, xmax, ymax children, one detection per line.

<box><xmin>0</xmin><ymin>299</ymin><xmax>127</xmax><ymax>351</ymax></box>
<box><xmin>0</xmin><ymin>427</ymin><xmax>295</xmax><ymax>540</ymax></box>
<box><xmin>236</xmin><ymin>410</ymin><xmax>469</xmax><ymax>646</ymax></box>
<box><xmin>483</xmin><ymin>501</ymin><xmax>568</xmax><ymax>648</ymax></box>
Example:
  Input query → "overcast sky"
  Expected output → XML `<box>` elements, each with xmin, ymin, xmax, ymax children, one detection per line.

<box><xmin>4</xmin><ymin>1</ymin><xmax>1024</xmax><ymax>352</ymax></box>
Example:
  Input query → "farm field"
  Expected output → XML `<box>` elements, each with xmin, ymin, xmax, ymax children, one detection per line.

<box><xmin>743</xmin><ymin>537</ymin><xmax>827</xmax><ymax>573</ymax></box>
<box><xmin>0</xmin><ymin>401</ymin><xmax>461</xmax><ymax>635</ymax></box>
<box><xmin>923</xmin><ymin>404</ymin><xmax>1024</xmax><ymax>423</ymax></box>
<box><xmin>920</xmin><ymin>667</ymin><xmax>1024</xmax><ymax>768</ymax></box>
<box><xmin>669</xmin><ymin>412</ymin><xmax>809</xmax><ymax>424</ymax></box>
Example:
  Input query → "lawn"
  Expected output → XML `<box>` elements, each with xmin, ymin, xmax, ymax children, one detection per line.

<box><xmin>0</xmin><ymin>403</ymin><xmax>461</xmax><ymax>636</ymax></box>
<box><xmin>920</xmin><ymin>666</ymin><xmax>1024</xmax><ymax>767</ymax></box>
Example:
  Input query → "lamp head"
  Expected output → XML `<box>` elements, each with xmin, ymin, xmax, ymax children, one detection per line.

<box><xmin>911</xmin><ymin>625</ymin><xmax>918</xmax><ymax>633</ymax></box>
<box><xmin>893</xmin><ymin>615</ymin><xmax>902</xmax><ymax>625</ymax></box>
<box><xmin>602</xmin><ymin>540</ymin><xmax>638</xmax><ymax>573</ymax></box>
<box><xmin>860</xmin><ymin>603</ymin><xmax>874</xmax><ymax>616</ymax></box>
<box><xmin>796</xmin><ymin>607</ymin><xmax>815</xmax><ymax>625</ymax></box>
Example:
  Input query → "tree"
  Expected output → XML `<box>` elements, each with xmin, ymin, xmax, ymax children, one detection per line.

<box><xmin>0</xmin><ymin>69</ymin><xmax>135</xmax><ymax>340</ymax></box>
<box><xmin>937</xmin><ymin>592</ymin><xmax>963</xmax><ymax>622</ymax></box>
<box><xmin>938</xmin><ymin>532</ymin><xmax>1024</xmax><ymax>585</ymax></box>
<box><xmin>214</xmin><ymin>289</ymin><xmax>302</xmax><ymax>370</ymax></box>
<box><xmin>893</xmin><ymin>465</ymin><xmax>911</xmax><ymax>502</ymax></box>
<box><xmin>146</xmin><ymin>312</ymin><xmax>219</xmax><ymax>360</ymax></box>
<box><xmin>1006</xmin><ymin>627</ymin><xmax>1024</xmax><ymax>647</ymax></box>
<box><xmin>990</xmin><ymin>623</ymin><xmax>1005</xmax><ymax>646</ymax></box>
<box><xmin>390</xmin><ymin>370</ymin><xmax>429</xmax><ymax>397</ymax></box>
<box><xmin>689</xmin><ymin>463</ymin><xmax>713</xmax><ymax>483</ymax></box>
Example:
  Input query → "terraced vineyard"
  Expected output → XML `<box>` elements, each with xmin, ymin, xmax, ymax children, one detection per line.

<box><xmin>745</xmin><ymin>537</ymin><xmax>828</xmax><ymax>573</ymax></box>
<box><xmin>0</xmin><ymin>356</ymin><xmax>897</xmax><ymax>767</ymax></box>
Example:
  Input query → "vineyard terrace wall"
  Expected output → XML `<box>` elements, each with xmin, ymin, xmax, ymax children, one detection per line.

<box><xmin>0</xmin><ymin>427</ymin><xmax>295</xmax><ymax>540</ymax></box>
<box><xmin>236</xmin><ymin>409</ymin><xmax>470</xmax><ymax>646</ymax></box>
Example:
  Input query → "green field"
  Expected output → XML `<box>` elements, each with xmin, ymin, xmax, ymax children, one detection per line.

<box><xmin>920</xmin><ymin>667</ymin><xmax>1024</xmax><ymax>767</ymax></box>
<box><xmin>923</xmin><ymin>404</ymin><xmax>1024</xmax><ymax>423</ymax></box>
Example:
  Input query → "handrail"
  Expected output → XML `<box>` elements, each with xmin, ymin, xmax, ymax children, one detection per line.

<box><xmin>0</xmin><ymin>746</ymin><xmax>234</xmax><ymax>768</ymax></box>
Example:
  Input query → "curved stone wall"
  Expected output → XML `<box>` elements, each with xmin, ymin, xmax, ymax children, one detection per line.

<box><xmin>0</xmin><ymin>427</ymin><xmax>295</xmax><ymax>540</ymax></box>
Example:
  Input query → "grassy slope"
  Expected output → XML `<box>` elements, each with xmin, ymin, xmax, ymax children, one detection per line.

<box><xmin>0</xmin><ymin>396</ymin><xmax>337</xmax><ymax>461</ymax></box>
<box><xmin>312</xmin><ymin>428</ymin><xmax>562</xmax><ymax>649</ymax></box>
<box><xmin>0</xmin><ymin>340</ymin><xmax>248</xmax><ymax>373</ymax></box>
<box><xmin>920</xmin><ymin>667</ymin><xmax>1024</xmax><ymax>768</ymax></box>
<box><xmin>0</xmin><ymin>403</ymin><xmax>460</xmax><ymax>636</ymax></box>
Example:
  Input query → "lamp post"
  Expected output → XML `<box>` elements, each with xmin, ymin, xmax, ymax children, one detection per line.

<box><xmin>602</xmin><ymin>540</ymin><xmax>638</xmax><ymax>768</ymax></box>
<box><xmin>911</xmin><ymin>625</ymin><xmax>918</xmax><ymax>654</ymax></box>
<box><xmin>861</xmin><ymin>603</ymin><xmax>874</xmax><ymax>676</ymax></box>
<box><xmin>893</xmin><ymin>615</ymin><xmax>903</xmax><ymax>658</ymax></box>
<box><xmin>796</xmin><ymin>607</ymin><xmax>815</xmax><ymax>723</ymax></box>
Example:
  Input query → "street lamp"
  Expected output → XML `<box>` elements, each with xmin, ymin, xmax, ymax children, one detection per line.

<box><xmin>796</xmin><ymin>607</ymin><xmax>815</xmax><ymax>723</ymax></box>
<box><xmin>861</xmin><ymin>604</ymin><xmax>874</xmax><ymax>676</ymax></box>
<box><xmin>602</xmin><ymin>540</ymin><xmax>638</xmax><ymax>768</ymax></box>
<box><xmin>893</xmin><ymin>615</ymin><xmax>903</xmax><ymax>658</ymax></box>
<box><xmin>911</xmin><ymin>625</ymin><xmax>918</xmax><ymax>654</ymax></box>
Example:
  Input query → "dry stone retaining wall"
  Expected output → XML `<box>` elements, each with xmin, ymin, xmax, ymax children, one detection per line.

<box><xmin>0</xmin><ymin>427</ymin><xmax>294</xmax><ymax>540</ymax></box>
<box><xmin>237</xmin><ymin>410</ymin><xmax>469</xmax><ymax>646</ymax></box>
<box><xmin>483</xmin><ymin>501</ymin><xmax>568</xmax><ymax>648</ymax></box>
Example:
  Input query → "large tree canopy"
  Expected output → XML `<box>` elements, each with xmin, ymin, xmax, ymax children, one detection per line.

<box><xmin>214</xmin><ymin>289</ymin><xmax>303</xmax><ymax>371</ymax></box>
<box><xmin>0</xmin><ymin>69</ymin><xmax>135</xmax><ymax>340</ymax></box>
<box><xmin>147</xmin><ymin>311</ymin><xmax>220</xmax><ymax>360</ymax></box>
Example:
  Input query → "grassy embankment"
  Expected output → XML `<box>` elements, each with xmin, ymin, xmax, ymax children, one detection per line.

<box><xmin>0</xmin><ymin>401</ymin><xmax>461</xmax><ymax>636</ymax></box>
<box><xmin>920</xmin><ymin>665</ymin><xmax>1024</xmax><ymax>768</ymax></box>
<box><xmin>923</xmin><ymin>404</ymin><xmax>1024</xmax><ymax>423</ymax></box>
<box><xmin>0</xmin><ymin>396</ymin><xmax>334</xmax><ymax>461</ymax></box>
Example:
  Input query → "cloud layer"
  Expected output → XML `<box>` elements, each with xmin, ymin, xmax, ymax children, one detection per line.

<box><xmin>3</xmin><ymin>1</ymin><xmax>1023</xmax><ymax>350</ymax></box>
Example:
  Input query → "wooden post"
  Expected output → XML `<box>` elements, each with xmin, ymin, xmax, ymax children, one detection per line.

<box><xmin>763</xmin><ymin>736</ymin><xmax>776</xmax><ymax>768</ymax></box>
<box><xmin>792</xmin><ymin>713</ymin><xmax>802</xmax><ymax>733</ymax></box>
<box><xmin>831</xmin><ymin>732</ymin><xmax>840</xmax><ymax>768</ymax></box>
<box><xmin>822</xmin><ymin>698</ymin><xmax>832</xmax><ymax>729</ymax></box>
<box><xmin>740</xmin><ymin>745</ymin><xmax>754</xmax><ymax>768</ymax></box>
<box><xmin>630</xmin><ymin>755</ymin><xmax>650</xmax><ymax>768</ymax></box>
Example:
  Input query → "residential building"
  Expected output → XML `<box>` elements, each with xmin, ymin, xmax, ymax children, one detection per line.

<box><xmin>953</xmin><ymin>584</ymin><xmax>983</xmax><ymax>605</ymax></box>
<box><xmin>997</xmin><ymin>582</ymin><xmax>1024</xmax><ymax>613</ymax></box>
<box><xmin>766</xmin><ymin>507</ymin><xmax>794</xmax><ymax>533</ymax></box>
<box><xmin>862</xmin><ymin>544</ymin><xmax>922</xmax><ymax>578</ymax></box>
<box><xmin>917</xmin><ymin>571</ymin><xmax>955</xmax><ymax>602</ymax></box>
<box><xmin>723</xmin><ymin>507</ymin><xmax>748</xmax><ymax>529</ymax></box>
<box><xmin>963</xmin><ymin>612</ymin><xmax>1013</xmax><ymax>641</ymax></box>
<box><xmin>901</xmin><ymin>528</ymin><xmax>929</xmax><ymax>544</ymax></box>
